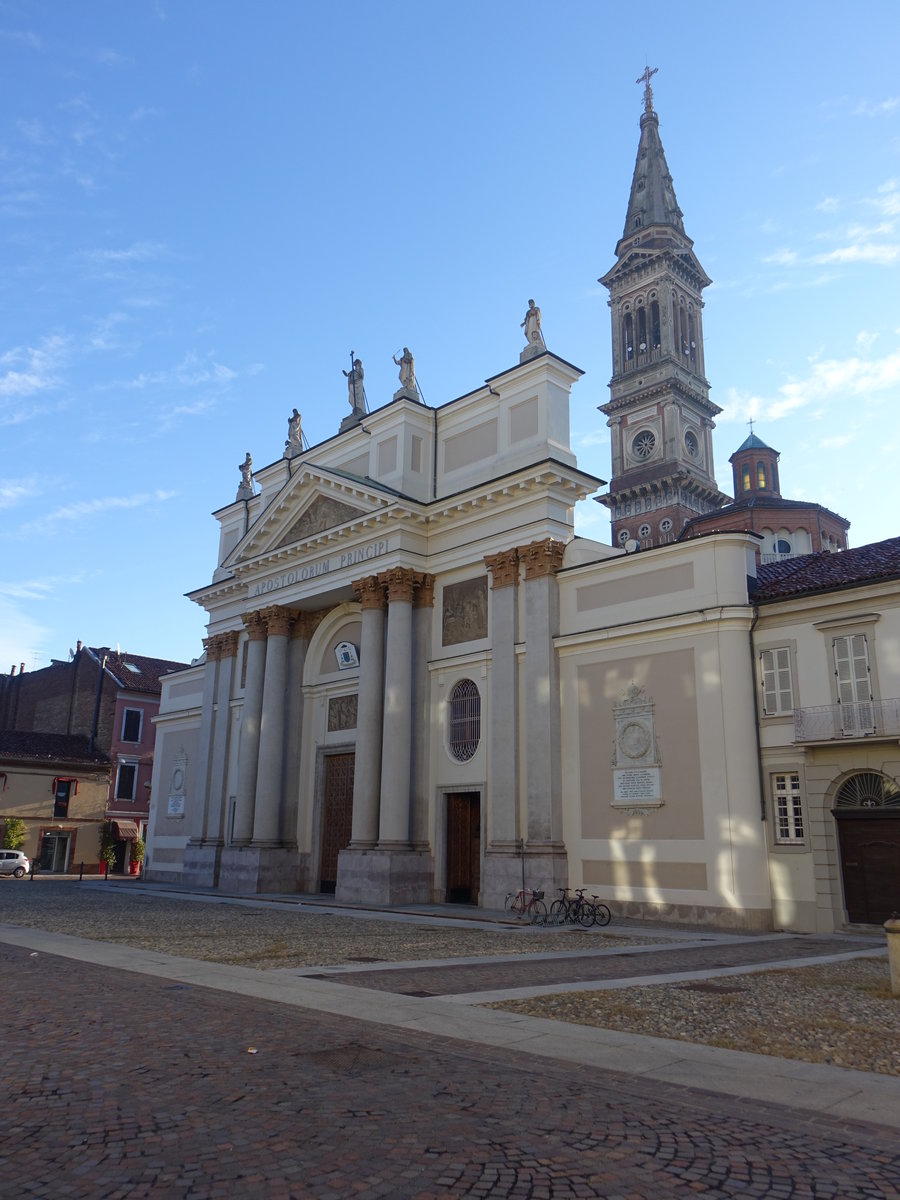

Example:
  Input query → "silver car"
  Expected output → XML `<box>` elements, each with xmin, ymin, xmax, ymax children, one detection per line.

<box><xmin>0</xmin><ymin>850</ymin><xmax>30</xmax><ymax>878</ymax></box>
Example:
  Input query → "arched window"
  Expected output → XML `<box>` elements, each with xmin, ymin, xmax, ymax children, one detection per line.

<box><xmin>835</xmin><ymin>772</ymin><xmax>900</xmax><ymax>809</ymax></box>
<box><xmin>650</xmin><ymin>300</ymin><xmax>661</xmax><ymax>349</ymax></box>
<box><xmin>742</xmin><ymin>464</ymin><xmax>752</xmax><ymax>492</ymax></box>
<box><xmin>757</xmin><ymin>461</ymin><xmax>768</xmax><ymax>490</ymax></box>
<box><xmin>448</xmin><ymin>679</ymin><xmax>481</xmax><ymax>762</ymax></box>
<box><xmin>623</xmin><ymin>311</ymin><xmax>634</xmax><ymax>361</ymax></box>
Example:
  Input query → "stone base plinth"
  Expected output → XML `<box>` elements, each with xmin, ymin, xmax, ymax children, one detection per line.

<box><xmin>335</xmin><ymin>847</ymin><xmax>433</xmax><ymax>905</ymax></box>
<box><xmin>612</xmin><ymin>900</ymin><xmax>774</xmax><ymax>932</ymax></box>
<box><xmin>182</xmin><ymin>842</ymin><xmax>221</xmax><ymax>889</ymax></box>
<box><xmin>218</xmin><ymin>846</ymin><xmax>298</xmax><ymax>894</ymax></box>
<box><xmin>481</xmin><ymin>845</ymin><xmax>568</xmax><ymax>911</ymax></box>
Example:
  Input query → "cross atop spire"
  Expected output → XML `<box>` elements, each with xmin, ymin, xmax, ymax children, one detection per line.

<box><xmin>636</xmin><ymin>64</ymin><xmax>658</xmax><ymax>114</ymax></box>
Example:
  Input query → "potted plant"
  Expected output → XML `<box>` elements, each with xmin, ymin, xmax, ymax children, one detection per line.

<box><xmin>129</xmin><ymin>836</ymin><xmax>145</xmax><ymax>875</ymax></box>
<box><xmin>98</xmin><ymin>822</ymin><xmax>117</xmax><ymax>874</ymax></box>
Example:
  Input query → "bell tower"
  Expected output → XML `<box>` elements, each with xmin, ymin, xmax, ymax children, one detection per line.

<box><xmin>597</xmin><ymin>68</ymin><xmax>728</xmax><ymax>549</ymax></box>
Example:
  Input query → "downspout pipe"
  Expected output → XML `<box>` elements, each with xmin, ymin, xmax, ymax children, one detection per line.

<box><xmin>748</xmin><ymin>604</ymin><xmax>766</xmax><ymax>822</ymax></box>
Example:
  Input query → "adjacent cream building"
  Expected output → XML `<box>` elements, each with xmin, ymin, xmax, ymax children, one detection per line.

<box><xmin>145</xmin><ymin>80</ymin><xmax>899</xmax><ymax>930</ymax></box>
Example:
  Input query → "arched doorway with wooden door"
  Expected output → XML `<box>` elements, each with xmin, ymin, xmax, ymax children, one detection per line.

<box><xmin>833</xmin><ymin>771</ymin><xmax>900</xmax><ymax>924</ymax></box>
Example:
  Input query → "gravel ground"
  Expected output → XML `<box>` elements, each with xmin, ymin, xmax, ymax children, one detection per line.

<box><xmin>493</xmin><ymin>957</ymin><xmax>900</xmax><ymax>1077</ymax></box>
<box><xmin>0</xmin><ymin>882</ymin><xmax>638</xmax><ymax>966</ymax></box>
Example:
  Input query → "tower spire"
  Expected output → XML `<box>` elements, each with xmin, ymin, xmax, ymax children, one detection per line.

<box><xmin>596</xmin><ymin>72</ymin><xmax>729</xmax><ymax>550</ymax></box>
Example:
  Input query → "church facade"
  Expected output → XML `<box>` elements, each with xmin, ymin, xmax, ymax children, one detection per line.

<box><xmin>145</xmin><ymin>78</ymin><xmax>898</xmax><ymax>931</ymax></box>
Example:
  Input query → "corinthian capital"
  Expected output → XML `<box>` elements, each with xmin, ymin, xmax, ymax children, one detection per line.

<box><xmin>484</xmin><ymin>548</ymin><xmax>519</xmax><ymax>589</ymax></box>
<box><xmin>380</xmin><ymin>566</ymin><xmax>417</xmax><ymax>604</ymax></box>
<box><xmin>353</xmin><ymin>575</ymin><xmax>386</xmax><ymax>610</ymax></box>
<box><xmin>519</xmin><ymin>538</ymin><xmax>566</xmax><ymax>580</ymax></box>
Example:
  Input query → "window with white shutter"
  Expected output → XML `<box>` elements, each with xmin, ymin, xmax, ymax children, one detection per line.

<box><xmin>760</xmin><ymin>647</ymin><xmax>793</xmax><ymax>715</ymax></box>
<box><xmin>832</xmin><ymin>634</ymin><xmax>874</xmax><ymax>735</ymax></box>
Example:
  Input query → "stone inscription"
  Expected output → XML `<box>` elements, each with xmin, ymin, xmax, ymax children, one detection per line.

<box><xmin>613</xmin><ymin>767</ymin><xmax>661</xmax><ymax>803</ymax></box>
<box><xmin>328</xmin><ymin>694</ymin><xmax>358</xmax><ymax>732</ymax></box>
<box><xmin>251</xmin><ymin>539</ymin><xmax>389</xmax><ymax>597</ymax></box>
<box><xmin>442</xmin><ymin>576</ymin><xmax>488</xmax><ymax>647</ymax></box>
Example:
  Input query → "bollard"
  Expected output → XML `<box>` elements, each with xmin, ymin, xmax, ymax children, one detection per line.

<box><xmin>885</xmin><ymin>917</ymin><xmax>900</xmax><ymax>996</ymax></box>
<box><xmin>79</xmin><ymin>861</ymin><xmax>84</xmax><ymax>881</ymax></box>
<box><xmin>104</xmin><ymin>861</ymin><xmax>109</xmax><ymax>881</ymax></box>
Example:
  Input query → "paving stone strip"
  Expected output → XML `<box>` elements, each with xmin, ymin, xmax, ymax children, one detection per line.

<box><xmin>298</xmin><ymin>934</ymin><xmax>879</xmax><ymax>995</ymax></box>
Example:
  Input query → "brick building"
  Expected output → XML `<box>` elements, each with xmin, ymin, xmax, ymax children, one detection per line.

<box><xmin>0</xmin><ymin>644</ymin><xmax>189</xmax><ymax>872</ymax></box>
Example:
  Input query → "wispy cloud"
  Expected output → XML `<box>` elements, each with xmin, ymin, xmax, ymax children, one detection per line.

<box><xmin>17</xmin><ymin>117</ymin><xmax>51</xmax><ymax>146</ymax></box>
<box><xmin>819</xmin><ymin>433</ymin><xmax>855</xmax><ymax>449</ymax></box>
<box><xmin>812</xmin><ymin>242</ymin><xmax>900</xmax><ymax>265</ymax></box>
<box><xmin>116</xmin><ymin>351</ymin><xmax>238</xmax><ymax>391</ymax></box>
<box><xmin>82</xmin><ymin>241</ymin><xmax>169</xmax><ymax>266</ymax></box>
<box><xmin>0</xmin><ymin>478</ymin><xmax>42</xmax><ymax>509</ymax></box>
<box><xmin>21</xmin><ymin>490</ymin><xmax>178</xmax><ymax>535</ymax></box>
<box><xmin>721</xmin><ymin>348</ymin><xmax>900</xmax><ymax>424</ymax></box>
<box><xmin>0</xmin><ymin>335</ymin><xmax>68</xmax><ymax>398</ymax></box>
<box><xmin>853</xmin><ymin>97</ymin><xmax>900</xmax><ymax>117</ymax></box>
<box><xmin>0</xmin><ymin>28</ymin><xmax>42</xmax><ymax>50</ymax></box>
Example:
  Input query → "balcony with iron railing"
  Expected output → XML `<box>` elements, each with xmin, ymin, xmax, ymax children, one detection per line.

<box><xmin>793</xmin><ymin>698</ymin><xmax>900</xmax><ymax>742</ymax></box>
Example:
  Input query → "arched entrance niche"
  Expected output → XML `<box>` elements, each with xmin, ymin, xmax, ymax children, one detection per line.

<box><xmin>832</xmin><ymin>770</ymin><xmax>900</xmax><ymax>924</ymax></box>
<box><xmin>298</xmin><ymin>603</ymin><xmax>362</xmax><ymax>893</ymax></box>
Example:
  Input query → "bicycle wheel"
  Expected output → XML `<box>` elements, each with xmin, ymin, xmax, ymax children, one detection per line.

<box><xmin>593</xmin><ymin>903</ymin><xmax>611</xmax><ymax>927</ymax></box>
<box><xmin>504</xmin><ymin>892</ymin><xmax>515</xmax><ymax>912</ymax></box>
<box><xmin>529</xmin><ymin>898</ymin><xmax>547</xmax><ymax>924</ymax></box>
<box><xmin>577</xmin><ymin>901</ymin><xmax>595</xmax><ymax>928</ymax></box>
<box><xmin>548</xmin><ymin>899</ymin><xmax>567</xmax><ymax>926</ymax></box>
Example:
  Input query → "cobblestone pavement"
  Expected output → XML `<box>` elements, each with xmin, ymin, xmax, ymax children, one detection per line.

<box><xmin>300</xmin><ymin>934</ymin><xmax>878</xmax><ymax>994</ymax></box>
<box><xmin>4</xmin><ymin>944</ymin><xmax>899</xmax><ymax>1200</ymax></box>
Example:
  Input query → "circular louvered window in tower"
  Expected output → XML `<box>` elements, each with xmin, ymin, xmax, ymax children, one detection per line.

<box><xmin>684</xmin><ymin>430</ymin><xmax>699</xmax><ymax>457</ymax></box>
<box><xmin>835</xmin><ymin>772</ymin><xmax>900</xmax><ymax>809</ymax></box>
<box><xmin>631</xmin><ymin>430</ymin><xmax>656</xmax><ymax>460</ymax></box>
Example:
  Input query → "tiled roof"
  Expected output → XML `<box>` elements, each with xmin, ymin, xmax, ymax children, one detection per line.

<box><xmin>0</xmin><ymin>730</ymin><xmax>110</xmax><ymax>765</ymax></box>
<box><xmin>681</xmin><ymin>495</ymin><xmax>850</xmax><ymax>538</ymax></box>
<box><xmin>753</xmin><ymin>537</ymin><xmax>900</xmax><ymax>602</ymax></box>
<box><xmin>88</xmin><ymin>648</ymin><xmax>191</xmax><ymax>694</ymax></box>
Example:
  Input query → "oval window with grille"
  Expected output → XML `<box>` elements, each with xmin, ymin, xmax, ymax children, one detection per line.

<box><xmin>448</xmin><ymin>679</ymin><xmax>481</xmax><ymax>762</ymax></box>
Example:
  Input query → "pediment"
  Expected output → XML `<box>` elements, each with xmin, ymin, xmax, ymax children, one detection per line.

<box><xmin>276</xmin><ymin>495</ymin><xmax>367</xmax><ymax>548</ymax></box>
<box><xmin>225</xmin><ymin>466</ymin><xmax>399</xmax><ymax>570</ymax></box>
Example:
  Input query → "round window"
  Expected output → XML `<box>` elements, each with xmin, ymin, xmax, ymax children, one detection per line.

<box><xmin>660</xmin><ymin>518</ymin><xmax>673</xmax><ymax>533</ymax></box>
<box><xmin>631</xmin><ymin>430</ymin><xmax>656</xmax><ymax>460</ymax></box>
<box><xmin>618</xmin><ymin>529</ymin><xmax>630</xmax><ymax>544</ymax></box>
<box><xmin>684</xmin><ymin>430</ymin><xmax>699</xmax><ymax>457</ymax></box>
<box><xmin>447</xmin><ymin>679</ymin><xmax>481</xmax><ymax>763</ymax></box>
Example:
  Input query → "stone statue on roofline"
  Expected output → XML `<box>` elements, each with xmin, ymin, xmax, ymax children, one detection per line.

<box><xmin>392</xmin><ymin>346</ymin><xmax>419</xmax><ymax>402</ymax></box>
<box><xmin>237</xmin><ymin>452</ymin><xmax>254</xmax><ymax>500</ymax></box>
<box><xmin>343</xmin><ymin>357</ymin><xmax>366</xmax><ymax>413</ymax></box>
<box><xmin>520</xmin><ymin>298</ymin><xmax>546</xmax><ymax>362</ymax></box>
<box><xmin>283</xmin><ymin>408</ymin><xmax>303</xmax><ymax>460</ymax></box>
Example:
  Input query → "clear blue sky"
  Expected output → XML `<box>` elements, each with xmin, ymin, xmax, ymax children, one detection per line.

<box><xmin>2</xmin><ymin>1</ymin><xmax>899</xmax><ymax>669</ymax></box>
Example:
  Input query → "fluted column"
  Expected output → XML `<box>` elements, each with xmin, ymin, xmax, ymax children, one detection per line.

<box><xmin>484</xmin><ymin>549</ymin><xmax>520</xmax><ymax>846</ymax></box>
<box><xmin>377</xmin><ymin>567</ymin><xmax>416</xmax><ymax>846</ymax></box>
<box><xmin>410</xmin><ymin>574</ymin><xmax>435</xmax><ymax>848</ymax></box>
<box><xmin>519</xmin><ymin>539</ymin><xmax>565</xmax><ymax>844</ymax></box>
<box><xmin>350</xmin><ymin>576</ymin><xmax>386</xmax><ymax>846</ymax></box>
<box><xmin>252</xmin><ymin>606</ymin><xmax>293</xmax><ymax>845</ymax></box>
<box><xmin>205</xmin><ymin>630</ymin><xmax>239</xmax><ymax>842</ymax></box>
<box><xmin>232</xmin><ymin>612</ymin><xmax>267</xmax><ymax>845</ymax></box>
<box><xmin>281</xmin><ymin>614</ymin><xmax>311</xmax><ymax>847</ymax></box>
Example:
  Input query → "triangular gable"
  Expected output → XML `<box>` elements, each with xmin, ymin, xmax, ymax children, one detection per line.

<box><xmin>276</xmin><ymin>495</ymin><xmax>366</xmax><ymax>548</ymax></box>
<box><xmin>225</xmin><ymin>466</ymin><xmax>397</xmax><ymax>569</ymax></box>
